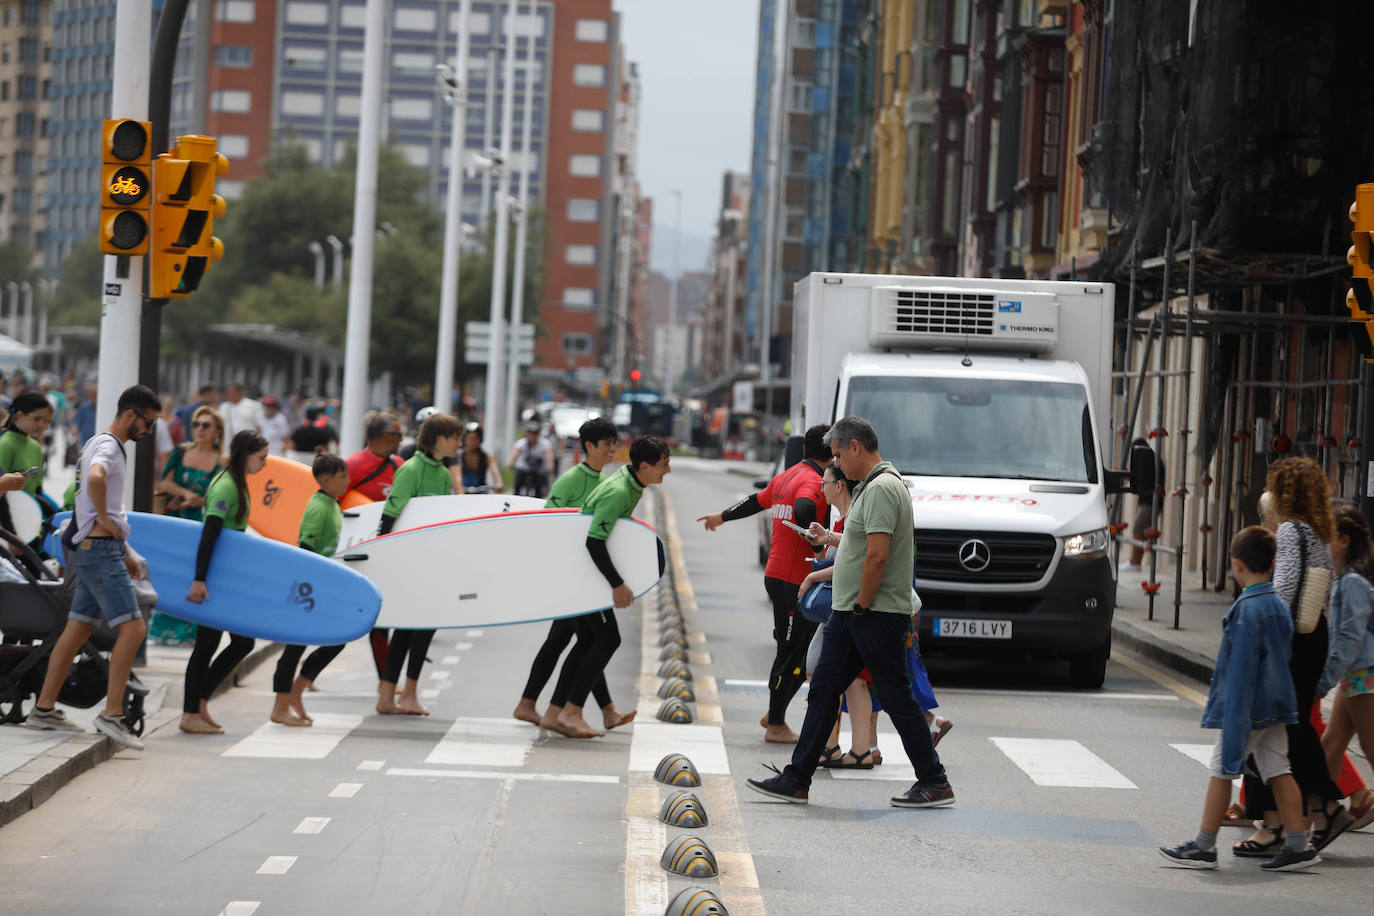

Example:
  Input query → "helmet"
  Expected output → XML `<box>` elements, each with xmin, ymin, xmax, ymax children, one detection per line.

<box><xmin>464</xmin><ymin>421</ymin><xmax>484</xmax><ymax>442</ymax></box>
<box><xmin>415</xmin><ymin>405</ymin><xmax>438</xmax><ymax>424</ymax></box>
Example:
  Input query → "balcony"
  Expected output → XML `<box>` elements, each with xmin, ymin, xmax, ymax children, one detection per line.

<box><xmin>1078</xmin><ymin>206</ymin><xmax>1110</xmax><ymax>250</ymax></box>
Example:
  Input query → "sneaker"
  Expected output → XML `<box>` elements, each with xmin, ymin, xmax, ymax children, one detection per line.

<box><xmin>745</xmin><ymin>767</ymin><xmax>808</xmax><ymax>804</ymax></box>
<box><xmin>1314</xmin><ymin>806</ymin><xmax>1355</xmax><ymax>851</ymax></box>
<box><xmin>24</xmin><ymin>706</ymin><xmax>82</xmax><ymax>732</ymax></box>
<box><xmin>1259</xmin><ymin>845</ymin><xmax>1320</xmax><ymax>872</ymax></box>
<box><xmin>890</xmin><ymin>781</ymin><xmax>956</xmax><ymax>808</ymax></box>
<box><xmin>94</xmin><ymin>713</ymin><xmax>145</xmax><ymax>751</ymax></box>
<box><xmin>1158</xmin><ymin>841</ymin><xmax>1219</xmax><ymax>869</ymax></box>
<box><xmin>1119</xmin><ymin>562</ymin><xmax>1142</xmax><ymax>572</ymax></box>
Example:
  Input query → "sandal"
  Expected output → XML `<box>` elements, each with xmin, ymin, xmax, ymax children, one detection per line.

<box><xmin>817</xmin><ymin>745</ymin><xmax>844</xmax><ymax>768</ymax></box>
<box><xmin>833</xmin><ymin>749</ymin><xmax>875</xmax><ymax>770</ymax></box>
<box><xmin>1232</xmin><ymin>825</ymin><xmax>1283</xmax><ymax>857</ymax></box>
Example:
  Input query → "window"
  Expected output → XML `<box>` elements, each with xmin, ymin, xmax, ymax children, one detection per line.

<box><xmin>792</xmin><ymin>18</ymin><xmax>815</xmax><ymax>48</ymax></box>
<box><xmin>340</xmin><ymin>5</ymin><xmax>366</xmax><ymax>28</ymax></box>
<box><xmin>450</xmin><ymin>10</ymin><xmax>491</xmax><ymax>33</ymax></box>
<box><xmin>20</xmin><ymin>0</ymin><xmax>40</xmax><ymax>26</ymax></box>
<box><xmin>212</xmin><ymin>89</ymin><xmax>252</xmax><ymax>113</ymax></box>
<box><xmin>217</xmin><ymin>179</ymin><xmax>247</xmax><ymax>200</ymax></box>
<box><xmin>215</xmin><ymin>45</ymin><xmax>253</xmax><ymax>67</ymax></box>
<box><xmin>571</xmin><ymin>109</ymin><xmax>604</xmax><ymax>132</ymax></box>
<box><xmin>565</xmin><ymin>244</ymin><xmax>597</xmax><ymax>266</ymax></box>
<box><xmin>391</xmin><ymin>98</ymin><xmax>432</xmax><ymax>120</ymax></box>
<box><xmin>18</xmin><ymin>37</ymin><xmax>38</xmax><ymax>63</ymax></box>
<box><xmin>336</xmin><ymin>94</ymin><xmax>361</xmax><ymax>117</ymax></box>
<box><xmin>285</xmin><ymin>2</ymin><xmax>328</xmax><ymax>25</ymax></box>
<box><xmin>502</xmin><ymin>12</ymin><xmax>545</xmax><ymax>37</ymax></box>
<box><xmin>575</xmin><ymin>19</ymin><xmax>608</xmax><ymax>42</ymax></box>
<box><xmin>17</xmin><ymin>76</ymin><xmax>36</xmax><ymax>100</ymax></box>
<box><xmin>789</xmin><ymin>81</ymin><xmax>811</xmax><ymax>111</ymax></box>
<box><xmin>284</xmin><ymin>45</ymin><xmax>326</xmax><ymax>70</ymax></box>
<box><xmin>280</xmin><ymin>91</ymin><xmax>323</xmax><ymax>116</ymax></box>
<box><xmin>567</xmin><ymin>199</ymin><xmax>599</xmax><ymax>222</ymax></box>
<box><xmin>394</xmin><ymin>7</ymin><xmax>437</xmax><ymax>32</ymax></box>
<box><xmin>569</xmin><ymin>154</ymin><xmax>601</xmax><ymax>177</ymax></box>
<box><xmin>338</xmin><ymin>48</ymin><xmax>365</xmax><ymax>73</ymax></box>
<box><xmin>216</xmin><ymin>0</ymin><xmax>255</xmax><ymax>23</ymax></box>
<box><xmin>393</xmin><ymin>51</ymin><xmax>434</xmax><ymax>72</ymax></box>
<box><xmin>402</xmin><ymin>144</ymin><xmax>429</xmax><ymax>167</ymax></box>
<box><xmin>563</xmin><ymin>288</ymin><xmax>595</xmax><ymax>310</ymax></box>
<box><xmin>219</xmin><ymin>134</ymin><xmax>250</xmax><ymax>158</ymax></box>
<box><xmin>572</xmin><ymin>64</ymin><xmax>606</xmax><ymax>88</ymax></box>
<box><xmin>561</xmin><ymin>333</ymin><xmax>594</xmax><ymax>354</ymax></box>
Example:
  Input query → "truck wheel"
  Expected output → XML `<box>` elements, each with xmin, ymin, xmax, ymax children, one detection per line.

<box><xmin>1068</xmin><ymin>639</ymin><xmax>1110</xmax><ymax>689</ymax></box>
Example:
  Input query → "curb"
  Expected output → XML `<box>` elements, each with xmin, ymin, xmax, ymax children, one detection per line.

<box><xmin>0</xmin><ymin>640</ymin><xmax>283</xmax><ymax>829</ymax></box>
<box><xmin>1110</xmin><ymin>617</ymin><xmax>1215</xmax><ymax>686</ymax></box>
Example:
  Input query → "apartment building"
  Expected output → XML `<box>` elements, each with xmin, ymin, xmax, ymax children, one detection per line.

<box><xmin>0</xmin><ymin>0</ymin><xmax>50</xmax><ymax>252</ymax></box>
<box><xmin>701</xmin><ymin>169</ymin><xmax>749</xmax><ymax>389</ymax></box>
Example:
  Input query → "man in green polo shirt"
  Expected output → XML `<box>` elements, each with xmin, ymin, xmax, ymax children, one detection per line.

<box><xmin>747</xmin><ymin>415</ymin><xmax>954</xmax><ymax>809</ymax></box>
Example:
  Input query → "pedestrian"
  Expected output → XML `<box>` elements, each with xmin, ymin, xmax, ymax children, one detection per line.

<box><xmin>512</xmin><ymin>417</ymin><xmax>636</xmax><ymax>735</ymax></box>
<box><xmin>346</xmin><ymin>414</ymin><xmax>406</xmax><ymax>677</ymax></box>
<box><xmin>1318</xmin><ymin>505</ymin><xmax>1374</xmax><ymax>830</ymax></box>
<box><xmin>22</xmin><ymin>384</ymin><xmax>160</xmax><ymax>750</ymax></box>
<box><xmin>288</xmin><ymin>404</ymin><xmax>332</xmax><ymax>463</ymax></box>
<box><xmin>179</xmin><ymin>430</ymin><xmax>270</xmax><ymax>734</ymax></box>
<box><xmin>258</xmin><ymin>395</ymin><xmax>292</xmax><ymax>458</ymax></box>
<box><xmin>71</xmin><ymin>382</ymin><xmax>98</xmax><ymax>452</ymax></box>
<box><xmin>269</xmin><ymin>454</ymin><xmax>350</xmax><ymax>727</ymax></box>
<box><xmin>1234</xmin><ymin>457</ymin><xmax>1352</xmax><ymax>854</ymax></box>
<box><xmin>746</xmin><ymin>416</ymin><xmax>953</xmax><ymax>808</ymax></box>
<box><xmin>1158</xmin><ymin>525</ymin><xmax>1317</xmax><ymax>871</ymax></box>
<box><xmin>0</xmin><ymin>389</ymin><xmax>56</xmax><ymax>536</ymax></box>
<box><xmin>458</xmin><ymin>422</ymin><xmax>503</xmax><ymax>493</ymax></box>
<box><xmin>1121</xmin><ymin>437</ymin><xmax>1164</xmax><ymax>572</ymax></box>
<box><xmin>509</xmin><ymin>420</ymin><xmax>554</xmax><ymax>498</ymax></box>
<box><xmin>375</xmin><ymin>412</ymin><xmax>465</xmax><ymax>716</ymax></box>
<box><xmin>697</xmin><ymin>424</ymin><xmax>831</xmax><ymax>744</ymax></box>
<box><xmin>219</xmin><ymin>382</ymin><xmax>262</xmax><ymax>442</ymax></box>
<box><xmin>176</xmin><ymin>383</ymin><xmax>219</xmax><ymax>434</ymax></box>
<box><xmin>551</xmin><ymin>435</ymin><xmax>671</xmax><ymax>738</ymax></box>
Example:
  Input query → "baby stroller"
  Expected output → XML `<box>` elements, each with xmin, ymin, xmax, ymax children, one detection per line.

<box><xmin>0</xmin><ymin>526</ymin><xmax>149</xmax><ymax>733</ymax></box>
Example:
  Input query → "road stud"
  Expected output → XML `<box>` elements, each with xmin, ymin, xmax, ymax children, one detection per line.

<box><xmin>657</xmin><ymin>697</ymin><xmax>694</xmax><ymax>723</ymax></box>
<box><xmin>654</xmin><ymin>753</ymin><xmax>702</xmax><ymax>787</ymax></box>
<box><xmin>659</xmin><ymin>835</ymin><xmax>719</xmax><ymax>878</ymax></box>
<box><xmin>657</xmin><ymin>678</ymin><xmax>696</xmax><ymax>702</ymax></box>
<box><xmin>658</xmin><ymin>791</ymin><xmax>709</xmax><ymax>828</ymax></box>
<box><xmin>665</xmin><ymin>887</ymin><xmax>729</xmax><ymax>916</ymax></box>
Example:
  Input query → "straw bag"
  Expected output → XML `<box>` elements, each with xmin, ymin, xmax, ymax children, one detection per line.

<box><xmin>1291</xmin><ymin>534</ymin><xmax>1330</xmax><ymax>635</ymax></box>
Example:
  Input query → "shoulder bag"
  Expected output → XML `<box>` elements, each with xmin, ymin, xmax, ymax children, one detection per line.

<box><xmin>1292</xmin><ymin>529</ymin><xmax>1331</xmax><ymax>635</ymax></box>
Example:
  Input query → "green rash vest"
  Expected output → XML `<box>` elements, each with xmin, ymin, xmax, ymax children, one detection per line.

<box><xmin>545</xmin><ymin>462</ymin><xmax>603</xmax><ymax>509</ymax></box>
<box><xmin>0</xmin><ymin>429</ymin><xmax>44</xmax><ymax>497</ymax></box>
<box><xmin>831</xmin><ymin>460</ymin><xmax>915</xmax><ymax>615</ymax></box>
<box><xmin>581</xmin><ymin>465</ymin><xmax>644</xmax><ymax>541</ymax></box>
<box><xmin>203</xmin><ymin>470</ymin><xmax>249</xmax><ymax>532</ymax></box>
<box><xmin>299</xmin><ymin>490</ymin><xmax>343</xmax><ymax>557</ymax></box>
<box><xmin>383</xmin><ymin>450</ymin><xmax>452</xmax><ymax>518</ymax></box>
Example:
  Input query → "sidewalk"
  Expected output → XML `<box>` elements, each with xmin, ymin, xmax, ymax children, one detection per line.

<box><xmin>0</xmin><ymin>638</ymin><xmax>279</xmax><ymax>827</ymax></box>
<box><xmin>1111</xmin><ymin>568</ymin><xmax>1232</xmax><ymax>685</ymax></box>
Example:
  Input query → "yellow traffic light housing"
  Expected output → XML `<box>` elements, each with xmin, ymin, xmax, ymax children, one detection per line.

<box><xmin>150</xmin><ymin>135</ymin><xmax>230</xmax><ymax>299</ymax></box>
<box><xmin>100</xmin><ymin>119</ymin><xmax>152</xmax><ymax>255</ymax></box>
<box><xmin>1350</xmin><ymin>184</ymin><xmax>1374</xmax><ymax>319</ymax></box>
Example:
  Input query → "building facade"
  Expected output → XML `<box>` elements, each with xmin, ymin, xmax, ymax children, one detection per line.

<box><xmin>0</xmin><ymin>0</ymin><xmax>52</xmax><ymax>252</ymax></box>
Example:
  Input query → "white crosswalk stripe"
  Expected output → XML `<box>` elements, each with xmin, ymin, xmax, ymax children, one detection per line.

<box><xmin>989</xmin><ymin>737</ymin><xmax>1138</xmax><ymax>789</ymax></box>
<box><xmin>221</xmin><ymin>713</ymin><xmax>365</xmax><ymax>760</ymax></box>
<box><xmin>424</xmin><ymin>716</ymin><xmax>536</xmax><ymax>768</ymax></box>
<box><xmin>1170</xmin><ymin>743</ymin><xmax>1214</xmax><ymax>767</ymax></box>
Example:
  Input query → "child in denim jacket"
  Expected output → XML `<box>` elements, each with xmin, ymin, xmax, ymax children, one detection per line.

<box><xmin>1159</xmin><ymin>526</ymin><xmax>1317</xmax><ymax>871</ymax></box>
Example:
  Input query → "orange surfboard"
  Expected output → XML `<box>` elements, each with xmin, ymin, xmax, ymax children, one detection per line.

<box><xmin>341</xmin><ymin>490</ymin><xmax>373</xmax><ymax>511</ymax></box>
<box><xmin>246</xmin><ymin>455</ymin><xmax>322</xmax><ymax>543</ymax></box>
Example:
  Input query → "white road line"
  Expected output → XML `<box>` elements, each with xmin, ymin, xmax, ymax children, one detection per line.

<box><xmin>386</xmin><ymin>768</ymin><xmax>620</xmax><ymax>785</ymax></box>
<box><xmin>424</xmin><ymin>717</ymin><xmax>536</xmax><ymax>768</ymax></box>
<box><xmin>441</xmin><ymin>655</ymin><xmax>460</xmax><ymax>665</ymax></box>
<box><xmin>329</xmin><ymin>782</ymin><xmax>362</xmax><ymax>798</ymax></box>
<box><xmin>420</xmin><ymin>688</ymin><xmax>440</xmax><ymax>700</ymax></box>
<box><xmin>990</xmin><ymin>737</ymin><xmax>1137</xmax><ymax>789</ymax></box>
<box><xmin>256</xmin><ymin>856</ymin><xmax>297</xmax><ymax>875</ymax></box>
<box><xmin>429</xmin><ymin>670</ymin><xmax>451</xmax><ymax>681</ymax></box>
<box><xmin>628</xmin><ymin>723</ymin><xmax>731</xmax><ymax>776</ymax></box>
<box><xmin>356</xmin><ymin>760</ymin><xmax>384</xmax><ymax>771</ymax></box>
<box><xmin>221</xmin><ymin>713</ymin><xmax>364</xmax><ymax>760</ymax></box>
<box><xmin>293</xmin><ymin>817</ymin><xmax>331</xmax><ymax>835</ymax></box>
<box><xmin>826</xmin><ymin>728</ymin><xmax>916</xmax><ymax>782</ymax></box>
<box><xmin>1170</xmin><ymin>743</ymin><xmax>1214</xmax><ymax>767</ymax></box>
<box><xmin>218</xmin><ymin>903</ymin><xmax>260</xmax><ymax>916</ymax></box>
<box><xmin>453</xmin><ymin>641</ymin><xmax>475</xmax><ymax>649</ymax></box>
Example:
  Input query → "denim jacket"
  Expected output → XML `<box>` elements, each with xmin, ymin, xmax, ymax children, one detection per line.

<box><xmin>1317</xmin><ymin>570</ymin><xmax>1374</xmax><ymax>696</ymax></box>
<box><xmin>1201</xmin><ymin>582</ymin><xmax>1298</xmax><ymax>777</ymax></box>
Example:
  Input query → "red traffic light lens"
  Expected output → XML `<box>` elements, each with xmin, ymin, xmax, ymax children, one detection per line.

<box><xmin>630</xmin><ymin>369</ymin><xmax>642</xmax><ymax>381</ymax></box>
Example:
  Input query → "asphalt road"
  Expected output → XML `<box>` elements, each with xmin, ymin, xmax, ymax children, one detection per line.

<box><xmin>1</xmin><ymin>458</ymin><xmax>1371</xmax><ymax>915</ymax></box>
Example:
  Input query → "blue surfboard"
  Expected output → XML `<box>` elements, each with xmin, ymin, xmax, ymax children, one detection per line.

<box><xmin>48</xmin><ymin>511</ymin><xmax>381</xmax><ymax>644</ymax></box>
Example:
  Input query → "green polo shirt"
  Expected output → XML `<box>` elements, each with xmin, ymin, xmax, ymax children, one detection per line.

<box><xmin>204</xmin><ymin>470</ymin><xmax>248</xmax><ymax>532</ymax></box>
<box><xmin>0</xmin><ymin>429</ymin><xmax>43</xmax><ymax>497</ymax></box>
<box><xmin>546</xmin><ymin>462</ymin><xmax>603</xmax><ymax>509</ymax></box>
<box><xmin>581</xmin><ymin>466</ymin><xmax>644</xmax><ymax>541</ymax></box>
<box><xmin>383</xmin><ymin>450</ymin><xmax>451</xmax><ymax>518</ymax></box>
<box><xmin>832</xmin><ymin>460</ymin><xmax>915</xmax><ymax>615</ymax></box>
<box><xmin>299</xmin><ymin>490</ymin><xmax>342</xmax><ymax>557</ymax></box>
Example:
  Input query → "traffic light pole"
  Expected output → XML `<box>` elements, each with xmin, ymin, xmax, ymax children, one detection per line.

<box><xmin>95</xmin><ymin>0</ymin><xmax>152</xmax><ymax>508</ymax></box>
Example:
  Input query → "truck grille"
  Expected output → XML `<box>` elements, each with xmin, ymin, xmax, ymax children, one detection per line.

<box><xmin>915</xmin><ymin>530</ymin><xmax>1057</xmax><ymax>584</ymax></box>
<box><xmin>889</xmin><ymin>289</ymin><xmax>995</xmax><ymax>337</ymax></box>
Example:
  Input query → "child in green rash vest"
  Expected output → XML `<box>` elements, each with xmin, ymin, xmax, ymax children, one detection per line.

<box><xmin>0</xmin><ymin>390</ymin><xmax>55</xmax><ymax>537</ymax></box>
<box><xmin>553</xmin><ymin>435</ymin><xmax>672</xmax><ymax>740</ymax></box>
<box><xmin>376</xmin><ymin>412</ymin><xmax>465</xmax><ymax>717</ymax></box>
<box><xmin>269</xmin><ymin>454</ymin><xmax>350</xmax><ymax>728</ymax></box>
<box><xmin>512</xmin><ymin>418</ymin><xmax>637</xmax><ymax>735</ymax></box>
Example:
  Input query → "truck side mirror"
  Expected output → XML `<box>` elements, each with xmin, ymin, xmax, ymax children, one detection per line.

<box><xmin>1104</xmin><ymin>468</ymin><xmax>1133</xmax><ymax>494</ymax></box>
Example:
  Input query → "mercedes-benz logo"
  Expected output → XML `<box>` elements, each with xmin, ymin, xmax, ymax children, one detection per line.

<box><xmin>958</xmin><ymin>538</ymin><xmax>991</xmax><ymax>572</ymax></box>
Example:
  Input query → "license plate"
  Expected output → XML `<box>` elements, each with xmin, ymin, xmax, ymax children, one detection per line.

<box><xmin>932</xmin><ymin>618</ymin><xmax>1013</xmax><ymax>639</ymax></box>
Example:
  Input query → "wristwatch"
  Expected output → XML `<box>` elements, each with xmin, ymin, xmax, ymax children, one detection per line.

<box><xmin>852</xmin><ymin>602</ymin><xmax>869</xmax><ymax>614</ymax></box>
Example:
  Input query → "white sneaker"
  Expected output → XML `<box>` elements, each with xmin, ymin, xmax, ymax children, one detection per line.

<box><xmin>94</xmin><ymin>713</ymin><xmax>145</xmax><ymax>751</ymax></box>
<box><xmin>1119</xmin><ymin>562</ymin><xmax>1141</xmax><ymax>572</ymax></box>
<box><xmin>25</xmin><ymin>706</ymin><xmax>83</xmax><ymax>731</ymax></box>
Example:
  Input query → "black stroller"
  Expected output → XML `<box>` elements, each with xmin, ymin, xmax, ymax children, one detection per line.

<box><xmin>0</xmin><ymin>526</ymin><xmax>148</xmax><ymax>733</ymax></box>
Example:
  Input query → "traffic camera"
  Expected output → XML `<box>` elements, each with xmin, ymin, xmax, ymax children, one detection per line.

<box><xmin>150</xmin><ymin>134</ymin><xmax>229</xmax><ymax>299</ymax></box>
<box><xmin>100</xmin><ymin>119</ymin><xmax>152</xmax><ymax>255</ymax></box>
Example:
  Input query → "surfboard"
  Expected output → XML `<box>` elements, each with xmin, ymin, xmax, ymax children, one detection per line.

<box><xmin>338</xmin><ymin>509</ymin><xmax>665</xmax><ymax>629</ymax></box>
<box><xmin>47</xmin><ymin>510</ymin><xmax>381</xmax><ymax>644</ymax></box>
<box><xmin>245</xmin><ymin>455</ymin><xmax>320</xmax><ymax>544</ymax></box>
<box><xmin>2</xmin><ymin>490</ymin><xmax>45</xmax><ymax>541</ymax></box>
<box><xmin>340</xmin><ymin>490</ymin><xmax>372</xmax><ymax>511</ymax></box>
<box><xmin>337</xmin><ymin>494</ymin><xmax>545</xmax><ymax>551</ymax></box>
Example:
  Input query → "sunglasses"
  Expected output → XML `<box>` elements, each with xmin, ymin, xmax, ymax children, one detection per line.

<box><xmin>192</xmin><ymin>421</ymin><xmax>216</xmax><ymax>430</ymax></box>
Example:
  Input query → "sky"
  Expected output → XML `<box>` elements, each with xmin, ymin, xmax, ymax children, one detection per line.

<box><xmin>612</xmin><ymin>0</ymin><xmax>760</xmax><ymax>277</ymax></box>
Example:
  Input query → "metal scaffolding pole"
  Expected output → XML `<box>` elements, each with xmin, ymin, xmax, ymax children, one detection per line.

<box><xmin>1174</xmin><ymin>220</ymin><xmax>1198</xmax><ymax>630</ymax></box>
<box><xmin>1148</xmin><ymin>227</ymin><xmax>1173</xmax><ymax>621</ymax></box>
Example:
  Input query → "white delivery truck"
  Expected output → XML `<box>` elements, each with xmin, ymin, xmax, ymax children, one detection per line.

<box><xmin>792</xmin><ymin>272</ymin><xmax>1134</xmax><ymax>687</ymax></box>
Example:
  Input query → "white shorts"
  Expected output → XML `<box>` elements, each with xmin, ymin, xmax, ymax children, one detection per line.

<box><xmin>1209</xmin><ymin>725</ymin><xmax>1290</xmax><ymax>781</ymax></box>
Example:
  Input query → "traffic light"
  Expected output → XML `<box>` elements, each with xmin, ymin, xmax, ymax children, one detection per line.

<box><xmin>150</xmin><ymin>134</ymin><xmax>229</xmax><ymax>299</ymax></box>
<box><xmin>100</xmin><ymin>119</ymin><xmax>152</xmax><ymax>255</ymax></box>
<box><xmin>1350</xmin><ymin>183</ymin><xmax>1374</xmax><ymax>318</ymax></box>
<box><xmin>630</xmin><ymin>369</ymin><xmax>643</xmax><ymax>383</ymax></box>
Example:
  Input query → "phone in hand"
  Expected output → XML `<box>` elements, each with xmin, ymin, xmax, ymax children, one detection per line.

<box><xmin>21</xmin><ymin>466</ymin><xmax>40</xmax><ymax>478</ymax></box>
<box><xmin>780</xmin><ymin>520</ymin><xmax>812</xmax><ymax>539</ymax></box>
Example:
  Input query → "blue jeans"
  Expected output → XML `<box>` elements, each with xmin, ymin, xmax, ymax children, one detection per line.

<box><xmin>784</xmin><ymin>610</ymin><xmax>947</xmax><ymax>789</ymax></box>
<box><xmin>68</xmin><ymin>538</ymin><xmax>142</xmax><ymax>628</ymax></box>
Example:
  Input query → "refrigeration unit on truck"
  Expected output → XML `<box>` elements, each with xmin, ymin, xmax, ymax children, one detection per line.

<box><xmin>792</xmin><ymin>273</ymin><xmax>1134</xmax><ymax>688</ymax></box>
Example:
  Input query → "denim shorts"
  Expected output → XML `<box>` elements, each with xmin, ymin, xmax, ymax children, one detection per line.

<box><xmin>68</xmin><ymin>538</ymin><xmax>143</xmax><ymax>628</ymax></box>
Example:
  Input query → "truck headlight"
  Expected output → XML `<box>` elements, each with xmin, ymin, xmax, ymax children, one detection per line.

<box><xmin>1063</xmin><ymin>528</ymin><xmax>1110</xmax><ymax>557</ymax></box>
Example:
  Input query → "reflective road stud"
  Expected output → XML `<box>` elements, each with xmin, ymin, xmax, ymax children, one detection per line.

<box><xmin>665</xmin><ymin>887</ymin><xmax>729</xmax><ymax>916</ymax></box>
<box><xmin>659</xmin><ymin>835</ymin><xmax>719</xmax><ymax>878</ymax></box>
<box><xmin>657</xmin><ymin>678</ymin><xmax>696</xmax><ymax>703</ymax></box>
<box><xmin>658</xmin><ymin>791</ymin><xmax>709</xmax><ymax>828</ymax></box>
<box><xmin>659</xmin><ymin>645</ymin><xmax>687</xmax><ymax>662</ymax></box>
<box><xmin>653</xmin><ymin>753</ymin><xmax>701</xmax><ymax>787</ymax></box>
<box><xmin>657</xmin><ymin>658</ymin><xmax>693</xmax><ymax>680</ymax></box>
<box><xmin>657</xmin><ymin>697</ymin><xmax>694</xmax><ymax>723</ymax></box>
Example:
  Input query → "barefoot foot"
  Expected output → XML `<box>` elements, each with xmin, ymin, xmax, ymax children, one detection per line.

<box><xmin>553</xmin><ymin>709</ymin><xmax>605</xmax><ymax>739</ymax></box>
<box><xmin>764</xmin><ymin>724</ymin><xmax>800</xmax><ymax>744</ymax></box>
<box><xmin>396</xmin><ymin>697</ymin><xmax>430</xmax><ymax>716</ymax></box>
<box><xmin>602</xmin><ymin>706</ymin><xmax>637</xmax><ymax>730</ymax></box>
<box><xmin>179</xmin><ymin>713</ymin><xmax>223</xmax><ymax>734</ymax></box>
<box><xmin>271</xmin><ymin>710</ymin><xmax>311</xmax><ymax>727</ymax></box>
<box><xmin>513</xmin><ymin>698</ymin><xmax>542</xmax><ymax>726</ymax></box>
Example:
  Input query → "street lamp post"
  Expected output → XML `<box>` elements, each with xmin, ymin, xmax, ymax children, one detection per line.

<box><xmin>326</xmin><ymin>235</ymin><xmax>344</xmax><ymax>289</ymax></box>
<box><xmin>504</xmin><ymin>0</ymin><xmax>537</xmax><ymax>443</ymax></box>
<box><xmin>309</xmin><ymin>240</ymin><xmax>326</xmax><ymax>291</ymax></box>
<box><xmin>434</xmin><ymin>0</ymin><xmax>473</xmax><ymax>417</ymax></box>
<box><xmin>483</xmin><ymin>0</ymin><xmax>519</xmax><ymax>451</ymax></box>
<box><xmin>665</xmin><ymin>189</ymin><xmax>682</xmax><ymax>401</ymax></box>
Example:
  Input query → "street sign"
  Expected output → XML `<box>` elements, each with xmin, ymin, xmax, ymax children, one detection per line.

<box><xmin>465</xmin><ymin>321</ymin><xmax>534</xmax><ymax>366</ymax></box>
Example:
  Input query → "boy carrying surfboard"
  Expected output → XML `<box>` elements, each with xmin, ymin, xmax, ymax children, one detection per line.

<box><xmin>551</xmin><ymin>435</ymin><xmax>671</xmax><ymax>739</ymax></box>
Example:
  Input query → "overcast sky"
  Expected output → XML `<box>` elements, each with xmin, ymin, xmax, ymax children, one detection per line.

<box><xmin>612</xmin><ymin>0</ymin><xmax>760</xmax><ymax>276</ymax></box>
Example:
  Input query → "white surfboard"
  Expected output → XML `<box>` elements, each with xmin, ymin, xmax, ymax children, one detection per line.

<box><xmin>337</xmin><ymin>494</ymin><xmax>545</xmax><ymax>551</ymax></box>
<box><xmin>2</xmin><ymin>490</ymin><xmax>44</xmax><ymax>541</ymax></box>
<box><xmin>338</xmin><ymin>509</ymin><xmax>665</xmax><ymax>629</ymax></box>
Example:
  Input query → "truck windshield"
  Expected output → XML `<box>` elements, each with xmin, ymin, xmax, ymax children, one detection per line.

<box><xmin>845</xmin><ymin>375</ymin><xmax>1097</xmax><ymax>483</ymax></box>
